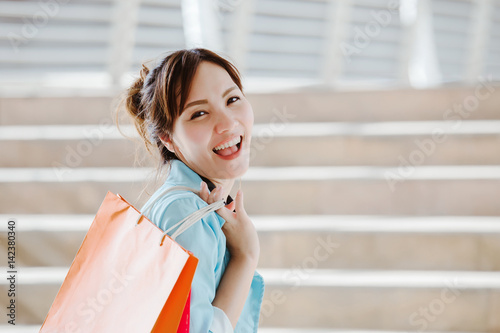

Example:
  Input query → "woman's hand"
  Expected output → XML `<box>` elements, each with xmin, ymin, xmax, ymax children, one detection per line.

<box><xmin>199</xmin><ymin>181</ymin><xmax>260</xmax><ymax>266</ymax></box>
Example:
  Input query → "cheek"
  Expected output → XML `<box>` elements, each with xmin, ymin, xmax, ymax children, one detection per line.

<box><xmin>176</xmin><ymin>125</ymin><xmax>209</xmax><ymax>152</ymax></box>
<box><xmin>241</xmin><ymin>102</ymin><xmax>254</xmax><ymax>130</ymax></box>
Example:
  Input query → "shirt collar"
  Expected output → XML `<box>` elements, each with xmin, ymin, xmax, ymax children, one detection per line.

<box><xmin>167</xmin><ymin>159</ymin><xmax>233</xmax><ymax>205</ymax></box>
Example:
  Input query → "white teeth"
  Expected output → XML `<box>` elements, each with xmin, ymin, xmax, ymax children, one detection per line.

<box><xmin>213</xmin><ymin>136</ymin><xmax>241</xmax><ymax>151</ymax></box>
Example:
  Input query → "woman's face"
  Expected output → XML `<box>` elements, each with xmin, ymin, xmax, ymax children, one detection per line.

<box><xmin>164</xmin><ymin>61</ymin><xmax>254</xmax><ymax>181</ymax></box>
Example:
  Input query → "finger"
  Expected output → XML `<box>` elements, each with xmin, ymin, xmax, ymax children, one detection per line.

<box><xmin>216</xmin><ymin>206</ymin><xmax>235</xmax><ymax>223</ymax></box>
<box><xmin>225</xmin><ymin>200</ymin><xmax>235</xmax><ymax>212</ymax></box>
<box><xmin>234</xmin><ymin>190</ymin><xmax>246</xmax><ymax>214</ymax></box>
<box><xmin>199</xmin><ymin>181</ymin><xmax>209</xmax><ymax>202</ymax></box>
<box><xmin>207</xmin><ymin>186</ymin><xmax>215</xmax><ymax>204</ymax></box>
<box><xmin>209</xmin><ymin>186</ymin><xmax>224</xmax><ymax>203</ymax></box>
<box><xmin>218</xmin><ymin>186</ymin><xmax>224</xmax><ymax>200</ymax></box>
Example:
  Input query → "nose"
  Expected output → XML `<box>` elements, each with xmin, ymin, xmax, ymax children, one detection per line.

<box><xmin>214</xmin><ymin>109</ymin><xmax>238</xmax><ymax>134</ymax></box>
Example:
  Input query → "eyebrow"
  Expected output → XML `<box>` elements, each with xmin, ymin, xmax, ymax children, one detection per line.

<box><xmin>183</xmin><ymin>85</ymin><xmax>238</xmax><ymax>111</ymax></box>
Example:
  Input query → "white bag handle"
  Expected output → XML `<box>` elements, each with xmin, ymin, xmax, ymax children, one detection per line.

<box><xmin>136</xmin><ymin>185</ymin><xmax>225</xmax><ymax>245</ymax></box>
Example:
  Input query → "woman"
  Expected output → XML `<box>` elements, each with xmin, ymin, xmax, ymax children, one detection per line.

<box><xmin>123</xmin><ymin>48</ymin><xmax>264</xmax><ymax>332</ymax></box>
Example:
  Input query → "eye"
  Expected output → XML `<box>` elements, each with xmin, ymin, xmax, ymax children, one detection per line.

<box><xmin>227</xmin><ymin>96</ymin><xmax>240</xmax><ymax>105</ymax></box>
<box><xmin>190</xmin><ymin>111</ymin><xmax>207</xmax><ymax>120</ymax></box>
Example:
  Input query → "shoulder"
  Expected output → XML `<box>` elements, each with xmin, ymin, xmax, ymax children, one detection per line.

<box><xmin>145</xmin><ymin>186</ymin><xmax>224</xmax><ymax>237</ymax></box>
<box><xmin>145</xmin><ymin>186</ymin><xmax>227</xmax><ymax>270</ymax></box>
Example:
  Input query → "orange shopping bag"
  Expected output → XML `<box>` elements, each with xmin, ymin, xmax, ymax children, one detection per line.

<box><xmin>40</xmin><ymin>186</ymin><xmax>225</xmax><ymax>333</ymax></box>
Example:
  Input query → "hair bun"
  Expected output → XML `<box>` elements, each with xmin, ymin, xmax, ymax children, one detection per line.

<box><xmin>125</xmin><ymin>64</ymin><xmax>150</xmax><ymax>121</ymax></box>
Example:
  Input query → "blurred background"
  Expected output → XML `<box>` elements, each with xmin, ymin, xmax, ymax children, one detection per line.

<box><xmin>0</xmin><ymin>0</ymin><xmax>500</xmax><ymax>332</ymax></box>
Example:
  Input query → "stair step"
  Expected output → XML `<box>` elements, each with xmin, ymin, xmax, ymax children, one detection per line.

<box><xmin>1</xmin><ymin>267</ymin><xmax>498</xmax><ymax>330</ymax></box>
<box><xmin>0</xmin><ymin>327</ymin><xmax>40</xmax><ymax>333</ymax></box>
<box><xmin>259</xmin><ymin>330</ymin><xmax>486</xmax><ymax>333</ymax></box>
<box><xmin>1</xmin><ymin>87</ymin><xmax>499</xmax><ymax>125</ymax></box>
<box><xmin>4</xmin><ymin>214</ymin><xmax>500</xmax><ymax>233</ymax></box>
<box><xmin>260</xmin><ymin>270</ymin><xmax>500</xmax><ymax>330</ymax></box>
<box><xmin>2</xmin><ymin>215</ymin><xmax>499</xmax><ymax>270</ymax></box>
<box><xmin>261</xmin><ymin>269</ymin><xmax>500</xmax><ymax>288</ymax></box>
<box><xmin>247</xmin><ymin>87</ymin><xmax>500</xmax><ymax>123</ymax></box>
<box><xmin>3</xmin><ymin>165</ymin><xmax>500</xmax><ymax>182</ymax></box>
<box><xmin>2</xmin><ymin>121</ymin><xmax>500</xmax><ymax>140</ymax></box>
<box><xmin>1</xmin><ymin>121</ymin><xmax>500</xmax><ymax>167</ymax></box>
<box><xmin>0</xmin><ymin>96</ymin><xmax>116</xmax><ymax>125</ymax></box>
<box><xmin>0</xmin><ymin>326</ymin><xmax>488</xmax><ymax>333</ymax></box>
<box><xmin>1</xmin><ymin>166</ymin><xmax>499</xmax><ymax>215</ymax></box>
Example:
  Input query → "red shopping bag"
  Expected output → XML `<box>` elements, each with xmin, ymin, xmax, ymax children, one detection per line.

<box><xmin>40</xmin><ymin>186</ymin><xmax>223</xmax><ymax>333</ymax></box>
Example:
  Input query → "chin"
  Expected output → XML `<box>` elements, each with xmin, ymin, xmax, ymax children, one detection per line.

<box><xmin>214</xmin><ymin>153</ymin><xmax>250</xmax><ymax>180</ymax></box>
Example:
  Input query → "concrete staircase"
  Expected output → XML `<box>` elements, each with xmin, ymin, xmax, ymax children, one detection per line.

<box><xmin>1</xmin><ymin>87</ymin><xmax>500</xmax><ymax>332</ymax></box>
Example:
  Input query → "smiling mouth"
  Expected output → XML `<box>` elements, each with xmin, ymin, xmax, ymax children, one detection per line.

<box><xmin>212</xmin><ymin>136</ymin><xmax>242</xmax><ymax>156</ymax></box>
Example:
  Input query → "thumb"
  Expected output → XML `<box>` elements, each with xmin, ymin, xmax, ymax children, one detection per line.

<box><xmin>215</xmin><ymin>205</ymin><xmax>235</xmax><ymax>223</ymax></box>
<box><xmin>234</xmin><ymin>190</ymin><xmax>246</xmax><ymax>214</ymax></box>
<box><xmin>225</xmin><ymin>200</ymin><xmax>236</xmax><ymax>212</ymax></box>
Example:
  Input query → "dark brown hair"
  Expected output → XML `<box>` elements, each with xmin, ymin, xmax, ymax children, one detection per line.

<box><xmin>119</xmin><ymin>48</ymin><xmax>243</xmax><ymax>172</ymax></box>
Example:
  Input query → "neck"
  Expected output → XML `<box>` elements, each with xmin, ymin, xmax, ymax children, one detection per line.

<box><xmin>176</xmin><ymin>158</ymin><xmax>237</xmax><ymax>198</ymax></box>
<box><xmin>210</xmin><ymin>177</ymin><xmax>236</xmax><ymax>199</ymax></box>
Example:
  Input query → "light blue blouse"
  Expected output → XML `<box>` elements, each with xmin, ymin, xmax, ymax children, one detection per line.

<box><xmin>142</xmin><ymin>159</ymin><xmax>264</xmax><ymax>332</ymax></box>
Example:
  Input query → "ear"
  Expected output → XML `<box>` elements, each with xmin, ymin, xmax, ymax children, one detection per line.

<box><xmin>159</xmin><ymin>133</ymin><xmax>175</xmax><ymax>153</ymax></box>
